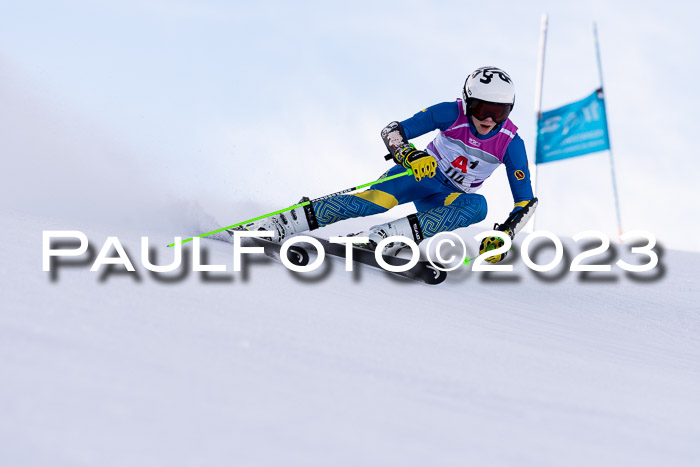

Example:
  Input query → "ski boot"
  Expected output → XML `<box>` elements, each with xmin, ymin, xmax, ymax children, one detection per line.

<box><xmin>350</xmin><ymin>214</ymin><xmax>423</xmax><ymax>257</ymax></box>
<box><xmin>240</xmin><ymin>198</ymin><xmax>317</xmax><ymax>243</ymax></box>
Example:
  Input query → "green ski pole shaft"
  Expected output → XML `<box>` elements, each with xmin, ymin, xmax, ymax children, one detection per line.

<box><xmin>168</xmin><ymin>168</ymin><xmax>414</xmax><ymax>247</ymax></box>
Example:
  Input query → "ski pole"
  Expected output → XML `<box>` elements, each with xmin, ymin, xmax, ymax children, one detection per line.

<box><xmin>168</xmin><ymin>168</ymin><xmax>414</xmax><ymax>247</ymax></box>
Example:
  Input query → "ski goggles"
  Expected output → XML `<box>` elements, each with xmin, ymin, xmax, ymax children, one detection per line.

<box><xmin>467</xmin><ymin>99</ymin><xmax>513</xmax><ymax>123</ymax></box>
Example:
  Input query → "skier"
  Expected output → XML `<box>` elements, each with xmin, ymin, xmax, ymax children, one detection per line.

<box><xmin>244</xmin><ymin>66</ymin><xmax>537</xmax><ymax>263</ymax></box>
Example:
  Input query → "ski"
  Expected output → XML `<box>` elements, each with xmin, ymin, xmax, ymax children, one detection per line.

<box><xmin>300</xmin><ymin>236</ymin><xmax>447</xmax><ymax>285</ymax></box>
<box><xmin>225</xmin><ymin>229</ymin><xmax>310</xmax><ymax>267</ymax></box>
<box><xmin>225</xmin><ymin>230</ymin><xmax>445</xmax><ymax>284</ymax></box>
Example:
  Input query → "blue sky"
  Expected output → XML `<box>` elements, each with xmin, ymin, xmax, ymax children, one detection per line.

<box><xmin>2</xmin><ymin>0</ymin><xmax>699</xmax><ymax>251</ymax></box>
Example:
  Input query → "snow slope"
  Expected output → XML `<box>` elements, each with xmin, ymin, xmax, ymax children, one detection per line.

<box><xmin>1</xmin><ymin>207</ymin><xmax>698</xmax><ymax>467</ymax></box>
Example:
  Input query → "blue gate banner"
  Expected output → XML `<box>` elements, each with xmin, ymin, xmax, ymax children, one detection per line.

<box><xmin>536</xmin><ymin>89</ymin><xmax>611</xmax><ymax>164</ymax></box>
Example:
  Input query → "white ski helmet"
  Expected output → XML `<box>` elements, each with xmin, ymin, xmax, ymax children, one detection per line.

<box><xmin>462</xmin><ymin>66</ymin><xmax>515</xmax><ymax>116</ymax></box>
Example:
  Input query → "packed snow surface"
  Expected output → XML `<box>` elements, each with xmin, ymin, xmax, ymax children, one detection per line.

<box><xmin>1</xmin><ymin>208</ymin><xmax>699</xmax><ymax>467</ymax></box>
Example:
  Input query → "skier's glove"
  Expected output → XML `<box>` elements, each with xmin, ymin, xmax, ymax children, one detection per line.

<box><xmin>479</xmin><ymin>224</ymin><xmax>514</xmax><ymax>264</ymax></box>
<box><xmin>393</xmin><ymin>144</ymin><xmax>437</xmax><ymax>182</ymax></box>
<box><xmin>479</xmin><ymin>199</ymin><xmax>538</xmax><ymax>263</ymax></box>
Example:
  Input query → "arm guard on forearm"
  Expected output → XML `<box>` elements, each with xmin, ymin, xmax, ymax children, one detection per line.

<box><xmin>496</xmin><ymin>198</ymin><xmax>539</xmax><ymax>237</ymax></box>
<box><xmin>381</xmin><ymin>121</ymin><xmax>409</xmax><ymax>157</ymax></box>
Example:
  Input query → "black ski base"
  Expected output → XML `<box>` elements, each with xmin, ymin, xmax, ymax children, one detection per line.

<box><xmin>301</xmin><ymin>236</ymin><xmax>447</xmax><ymax>285</ymax></box>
